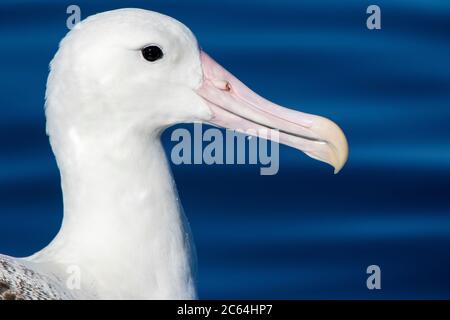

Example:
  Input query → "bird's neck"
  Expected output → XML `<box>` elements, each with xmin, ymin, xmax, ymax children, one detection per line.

<box><xmin>30</xmin><ymin>128</ymin><xmax>196</xmax><ymax>299</ymax></box>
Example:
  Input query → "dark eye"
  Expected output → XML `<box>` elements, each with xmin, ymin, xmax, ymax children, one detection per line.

<box><xmin>141</xmin><ymin>45</ymin><xmax>164</xmax><ymax>62</ymax></box>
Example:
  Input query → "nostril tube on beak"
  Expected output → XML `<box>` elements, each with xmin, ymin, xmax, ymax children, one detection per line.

<box><xmin>211</xmin><ymin>79</ymin><xmax>231</xmax><ymax>91</ymax></box>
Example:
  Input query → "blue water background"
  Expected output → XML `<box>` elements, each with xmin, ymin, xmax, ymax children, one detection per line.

<box><xmin>0</xmin><ymin>0</ymin><xmax>449</xmax><ymax>298</ymax></box>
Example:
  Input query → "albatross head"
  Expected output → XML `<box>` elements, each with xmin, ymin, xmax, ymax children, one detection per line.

<box><xmin>46</xmin><ymin>8</ymin><xmax>348</xmax><ymax>173</ymax></box>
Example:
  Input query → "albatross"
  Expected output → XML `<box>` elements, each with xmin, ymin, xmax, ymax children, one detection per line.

<box><xmin>0</xmin><ymin>8</ymin><xmax>348</xmax><ymax>300</ymax></box>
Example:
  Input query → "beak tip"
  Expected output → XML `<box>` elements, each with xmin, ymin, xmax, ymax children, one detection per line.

<box><xmin>333</xmin><ymin>146</ymin><xmax>348</xmax><ymax>175</ymax></box>
<box><xmin>333</xmin><ymin>162</ymin><xmax>345</xmax><ymax>174</ymax></box>
<box><xmin>330</xmin><ymin>134</ymin><xmax>348</xmax><ymax>175</ymax></box>
<box><xmin>331</xmin><ymin>123</ymin><xmax>349</xmax><ymax>175</ymax></box>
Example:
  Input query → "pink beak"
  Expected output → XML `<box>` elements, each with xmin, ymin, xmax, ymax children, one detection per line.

<box><xmin>196</xmin><ymin>51</ymin><xmax>348</xmax><ymax>173</ymax></box>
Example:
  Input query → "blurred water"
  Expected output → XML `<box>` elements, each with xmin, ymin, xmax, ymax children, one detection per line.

<box><xmin>0</xmin><ymin>0</ymin><xmax>449</xmax><ymax>299</ymax></box>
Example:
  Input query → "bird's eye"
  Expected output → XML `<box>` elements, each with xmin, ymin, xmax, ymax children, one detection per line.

<box><xmin>141</xmin><ymin>45</ymin><xmax>164</xmax><ymax>62</ymax></box>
